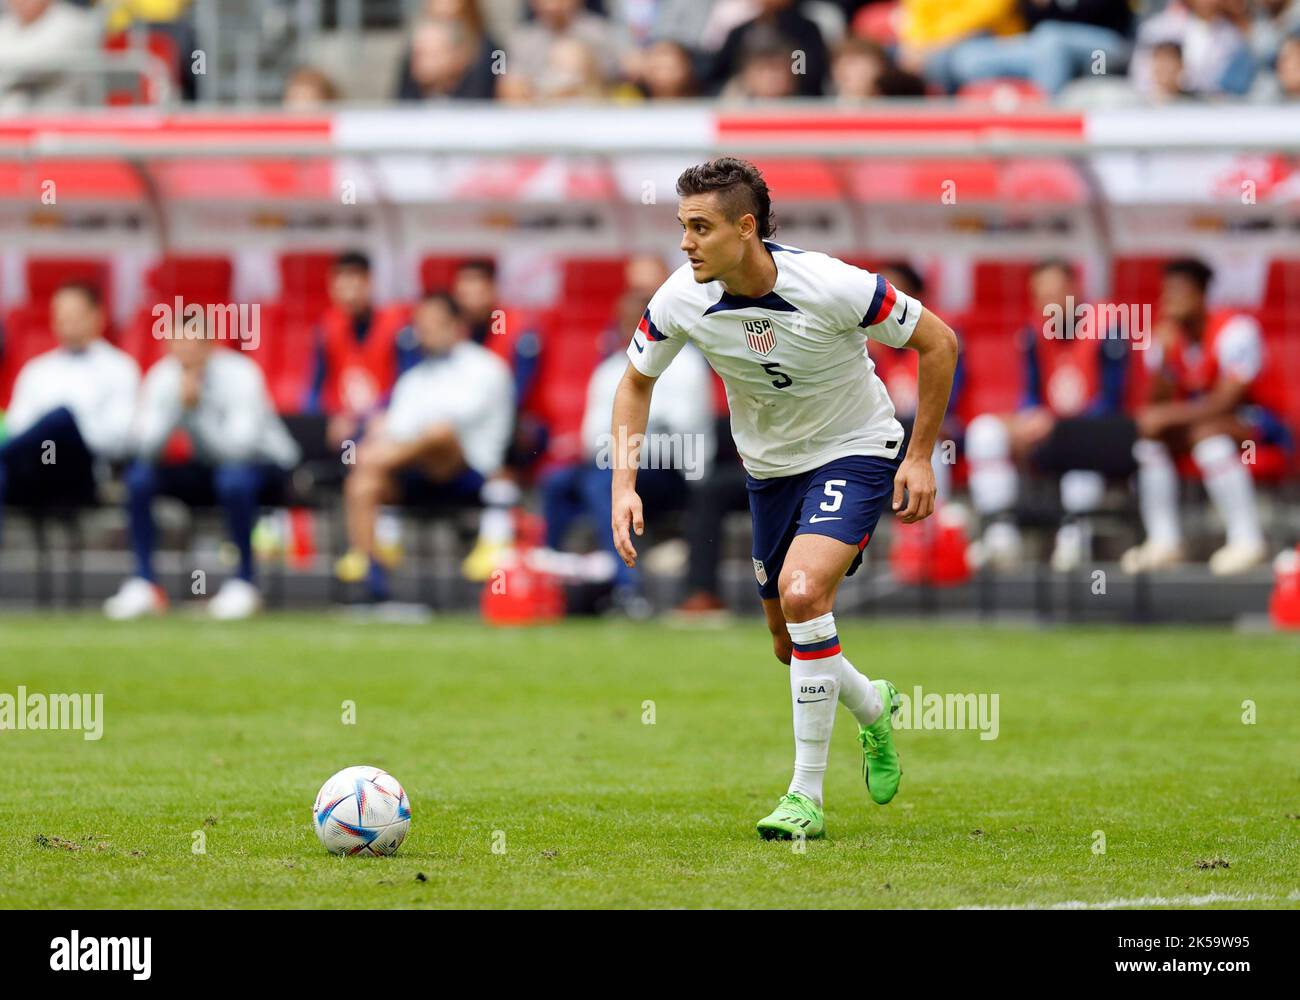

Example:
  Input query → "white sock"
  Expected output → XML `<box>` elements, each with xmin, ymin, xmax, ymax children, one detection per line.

<box><xmin>1192</xmin><ymin>434</ymin><xmax>1263</xmax><ymax>548</ymax></box>
<box><xmin>478</xmin><ymin>478</ymin><xmax>520</xmax><ymax>545</ymax></box>
<box><xmin>1060</xmin><ymin>469</ymin><xmax>1105</xmax><ymax>514</ymax></box>
<box><xmin>840</xmin><ymin>653</ymin><xmax>884</xmax><ymax>728</ymax></box>
<box><xmin>783</xmin><ymin>612</ymin><xmax>841</xmax><ymax>806</ymax></box>
<box><xmin>966</xmin><ymin>414</ymin><xmax>1017</xmax><ymax>515</ymax></box>
<box><xmin>1133</xmin><ymin>438</ymin><xmax>1181</xmax><ymax>545</ymax></box>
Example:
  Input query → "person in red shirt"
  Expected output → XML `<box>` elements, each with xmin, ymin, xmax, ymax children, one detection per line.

<box><xmin>965</xmin><ymin>259</ymin><xmax>1134</xmax><ymax>571</ymax></box>
<box><xmin>305</xmin><ymin>251</ymin><xmax>413</xmax><ymax>449</ymax></box>
<box><xmin>1122</xmin><ymin>258</ymin><xmax>1287</xmax><ymax>576</ymax></box>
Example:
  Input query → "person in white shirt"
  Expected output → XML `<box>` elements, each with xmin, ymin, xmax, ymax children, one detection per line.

<box><xmin>103</xmin><ymin>324</ymin><xmax>301</xmax><ymax>622</ymax></box>
<box><xmin>337</xmin><ymin>291</ymin><xmax>514</xmax><ymax>603</ymax></box>
<box><xmin>1</xmin><ymin>281</ymin><xmax>139</xmax><ymax>532</ymax></box>
<box><xmin>610</xmin><ymin>158</ymin><xmax>959</xmax><ymax>839</ymax></box>
<box><xmin>541</xmin><ymin>284</ymin><xmax>716</xmax><ymax>614</ymax></box>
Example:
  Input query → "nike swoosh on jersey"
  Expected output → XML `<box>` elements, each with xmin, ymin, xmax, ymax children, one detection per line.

<box><xmin>808</xmin><ymin>515</ymin><xmax>842</xmax><ymax>523</ymax></box>
<box><xmin>632</xmin><ymin>337</ymin><xmax>644</xmax><ymax>353</ymax></box>
<box><xmin>896</xmin><ymin>301</ymin><xmax>909</xmax><ymax>325</ymax></box>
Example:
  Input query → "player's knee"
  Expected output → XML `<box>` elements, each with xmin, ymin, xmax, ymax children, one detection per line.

<box><xmin>778</xmin><ymin>582</ymin><xmax>827</xmax><ymax>624</ymax></box>
<box><xmin>966</xmin><ymin>413</ymin><xmax>1009</xmax><ymax>461</ymax></box>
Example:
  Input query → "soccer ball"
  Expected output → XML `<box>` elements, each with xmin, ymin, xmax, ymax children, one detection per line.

<box><xmin>312</xmin><ymin>765</ymin><xmax>411</xmax><ymax>856</ymax></box>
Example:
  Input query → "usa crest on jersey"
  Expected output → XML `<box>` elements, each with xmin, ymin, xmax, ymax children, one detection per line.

<box><xmin>743</xmin><ymin>318</ymin><xmax>777</xmax><ymax>356</ymax></box>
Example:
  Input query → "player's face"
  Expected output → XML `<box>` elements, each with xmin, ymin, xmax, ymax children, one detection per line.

<box><xmin>1030</xmin><ymin>265</ymin><xmax>1073</xmax><ymax>317</ymax></box>
<box><xmin>414</xmin><ymin>300</ymin><xmax>462</xmax><ymax>355</ymax></box>
<box><xmin>677</xmin><ymin>194</ymin><xmax>750</xmax><ymax>284</ymax></box>
<box><xmin>329</xmin><ymin>266</ymin><xmax>371</xmax><ymax>315</ymax></box>
<box><xmin>1160</xmin><ymin>275</ymin><xmax>1204</xmax><ymax>325</ymax></box>
<box><xmin>452</xmin><ymin>269</ymin><xmax>496</xmax><ymax>322</ymax></box>
<box><xmin>50</xmin><ymin>289</ymin><xmax>102</xmax><ymax>351</ymax></box>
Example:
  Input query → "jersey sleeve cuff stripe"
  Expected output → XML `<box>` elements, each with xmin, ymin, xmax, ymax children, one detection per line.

<box><xmin>861</xmin><ymin>274</ymin><xmax>898</xmax><ymax>328</ymax></box>
<box><xmin>638</xmin><ymin>310</ymin><xmax>667</xmax><ymax>342</ymax></box>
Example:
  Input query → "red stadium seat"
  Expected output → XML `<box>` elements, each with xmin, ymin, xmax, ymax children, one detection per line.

<box><xmin>25</xmin><ymin>258</ymin><xmax>112</xmax><ymax>314</ymax></box>
<box><xmin>956</xmin><ymin>79</ymin><xmax>1049</xmax><ymax>107</ymax></box>
<box><xmin>103</xmin><ymin>29</ymin><xmax>181</xmax><ymax>106</ymax></box>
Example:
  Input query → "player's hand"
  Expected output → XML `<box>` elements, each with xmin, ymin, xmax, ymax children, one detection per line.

<box><xmin>1136</xmin><ymin>404</ymin><xmax>1173</xmax><ymax>440</ymax></box>
<box><xmin>893</xmin><ymin>456</ymin><xmax>936</xmax><ymax>523</ymax></box>
<box><xmin>611</xmin><ymin>489</ymin><xmax>644</xmax><ymax>568</ymax></box>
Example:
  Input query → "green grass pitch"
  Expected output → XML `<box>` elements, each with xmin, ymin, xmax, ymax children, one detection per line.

<box><xmin>2</xmin><ymin>615</ymin><xmax>1298</xmax><ymax>909</ymax></box>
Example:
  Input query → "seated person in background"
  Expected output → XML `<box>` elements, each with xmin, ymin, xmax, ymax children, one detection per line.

<box><xmin>965</xmin><ymin>258</ymin><xmax>1133</xmax><ymax>571</ymax></box>
<box><xmin>104</xmin><ymin>328</ymin><xmax>301</xmax><ymax>621</ymax></box>
<box><xmin>868</xmin><ymin>262</ymin><xmax>965</xmax><ymax>506</ymax></box>
<box><xmin>450</xmin><ymin>259</ymin><xmax>546</xmax><ymax>580</ymax></box>
<box><xmin>283</xmin><ymin>65</ymin><xmax>340</xmax><ymax>107</ymax></box>
<box><xmin>1123</xmin><ymin>258</ymin><xmax>1287</xmax><ymax>576</ymax></box>
<box><xmin>1130</xmin><ymin>0</ymin><xmax>1256</xmax><ymax>98</ymax></box>
<box><xmin>396</xmin><ymin>16</ymin><xmax>498</xmax><ymax>101</ymax></box>
<box><xmin>541</xmin><ymin>283</ymin><xmax>715</xmax><ymax>616</ymax></box>
<box><xmin>0</xmin><ymin>282</ymin><xmax>139</xmax><ymax>534</ymax></box>
<box><xmin>498</xmin><ymin>0</ymin><xmax>623</xmax><ymax>101</ymax></box>
<box><xmin>337</xmin><ymin>292</ymin><xmax>514</xmax><ymax>604</ymax></box>
<box><xmin>305</xmin><ymin>251</ymin><xmax>414</xmax><ymax>450</ymax></box>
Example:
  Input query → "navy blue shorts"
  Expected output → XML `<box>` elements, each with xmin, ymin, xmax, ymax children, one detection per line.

<box><xmin>746</xmin><ymin>453</ymin><xmax>900</xmax><ymax>600</ymax></box>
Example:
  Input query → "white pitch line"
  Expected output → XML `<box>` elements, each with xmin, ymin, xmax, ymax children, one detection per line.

<box><xmin>958</xmin><ymin>892</ymin><xmax>1297</xmax><ymax>910</ymax></box>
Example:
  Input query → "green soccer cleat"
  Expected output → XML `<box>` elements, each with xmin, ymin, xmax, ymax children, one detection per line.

<box><xmin>756</xmin><ymin>792</ymin><xmax>825</xmax><ymax>841</ymax></box>
<box><xmin>859</xmin><ymin>679</ymin><xmax>903</xmax><ymax>805</ymax></box>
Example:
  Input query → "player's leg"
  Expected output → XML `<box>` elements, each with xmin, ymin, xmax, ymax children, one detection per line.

<box><xmin>1188</xmin><ymin>413</ymin><xmax>1266</xmax><ymax>574</ymax></box>
<box><xmin>209</xmin><ymin>464</ymin><xmax>269</xmax><ymax>619</ymax></box>
<box><xmin>1123</xmin><ymin>425</ymin><xmax>1188</xmax><ymax>572</ymax></box>
<box><xmin>777</xmin><ymin>533</ymin><xmax>900</xmax><ymax>807</ymax></box>
<box><xmin>339</xmin><ymin>450</ymin><xmax>402</xmax><ymax>600</ymax></box>
<box><xmin>965</xmin><ymin>413</ymin><xmax>1024</xmax><ymax>568</ymax></box>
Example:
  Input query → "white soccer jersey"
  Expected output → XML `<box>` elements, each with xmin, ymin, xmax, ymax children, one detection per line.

<box><xmin>625</xmin><ymin>241</ymin><xmax>921</xmax><ymax>479</ymax></box>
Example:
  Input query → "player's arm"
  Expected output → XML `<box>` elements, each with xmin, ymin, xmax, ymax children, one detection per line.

<box><xmin>896</xmin><ymin>306</ymin><xmax>960</xmax><ymax>523</ymax></box>
<box><xmin>610</xmin><ymin>362</ymin><xmax>656</xmax><ymax>568</ymax></box>
<box><xmin>1138</xmin><ymin>377</ymin><xmax>1247</xmax><ymax>439</ymax></box>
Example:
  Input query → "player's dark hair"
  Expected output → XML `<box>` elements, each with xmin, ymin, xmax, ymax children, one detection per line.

<box><xmin>334</xmin><ymin>250</ymin><xmax>371</xmax><ymax>273</ymax></box>
<box><xmin>676</xmin><ymin>157</ymin><xmax>775</xmax><ymax>239</ymax></box>
<box><xmin>880</xmin><ymin>261</ymin><xmax>924</xmax><ymax>297</ymax></box>
<box><xmin>1031</xmin><ymin>257</ymin><xmax>1076</xmax><ymax>283</ymax></box>
<box><xmin>419</xmin><ymin>289</ymin><xmax>460</xmax><ymax>316</ymax></box>
<box><xmin>54</xmin><ymin>280</ymin><xmax>102</xmax><ymax>308</ymax></box>
<box><xmin>1165</xmin><ymin>257</ymin><xmax>1213</xmax><ymax>291</ymax></box>
<box><xmin>457</xmin><ymin>259</ymin><xmax>496</xmax><ymax>281</ymax></box>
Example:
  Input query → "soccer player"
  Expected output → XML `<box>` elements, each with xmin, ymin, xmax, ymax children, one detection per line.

<box><xmin>964</xmin><ymin>259</ymin><xmax>1132</xmax><ymax>571</ymax></box>
<box><xmin>610</xmin><ymin>158</ymin><xmax>959</xmax><ymax>839</ymax></box>
<box><xmin>1122</xmin><ymin>258</ymin><xmax>1286</xmax><ymax>576</ymax></box>
<box><xmin>337</xmin><ymin>291</ymin><xmax>514</xmax><ymax>604</ymax></box>
<box><xmin>0</xmin><ymin>282</ymin><xmax>139</xmax><ymax>535</ymax></box>
<box><xmin>104</xmin><ymin>322</ymin><xmax>301</xmax><ymax>621</ymax></box>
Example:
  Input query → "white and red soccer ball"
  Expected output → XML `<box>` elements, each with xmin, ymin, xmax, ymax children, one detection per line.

<box><xmin>312</xmin><ymin>766</ymin><xmax>411</xmax><ymax>856</ymax></box>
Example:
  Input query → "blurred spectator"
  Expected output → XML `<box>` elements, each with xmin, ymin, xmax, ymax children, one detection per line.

<box><xmin>628</xmin><ymin>38</ymin><xmax>699</xmax><ymax>98</ymax></box>
<box><xmin>499</xmin><ymin>0</ymin><xmax>624</xmax><ymax>102</ymax></box>
<box><xmin>0</xmin><ymin>0</ymin><xmax>100</xmax><ymax>108</ymax></box>
<box><xmin>722</xmin><ymin>22</ymin><xmax>800</xmax><ymax>99</ymax></box>
<box><xmin>451</xmin><ymin>259</ymin><xmax>546</xmax><ymax>582</ymax></box>
<box><xmin>832</xmin><ymin>35</ymin><xmax>891</xmax><ymax>98</ymax></box>
<box><xmin>541</xmin><ymin>268</ymin><xmax>715</xmax><ymax>617</ymax></box>
<box><xmin>896</xmin><ymin>0</ymin><xmax>1023</xmax><ymax>92</ymax></box>
<box><xmin>1148</xmin><ymin>40</ymin><xmax>1195</xmax><ymax>103</ymax></box>
<box><xmin>397</xmin><ymin>12</ymin><xmax>499</xmax><ymax>100</ymax></box>
<box><xmin>104</xmin><ymin>332</ymin><xmax>300</xmax><ymax>621</ymax></box>
<box><xmin>1252</xmin><ymin>28</ymin><xmax>1300</xmax><ymax>99</ymax></box>
<box><xmin>1131</xmin><ymin>0</ymin><xmax>1256</xmax><ymax>98</ymax></box>
<box><xmin>336</xmin><ymin>292</ymin><xmax>513</xmax><ymax>604</ymax></box>
<box><xmin>0</xmin><ymin>283</ymin><xmax>139</xmax><ymax>533</ymax></box>
<box><xmin>965</xmin><ymin>259</ymin><xmax>1134</xmax><ymax>572</ymax></box>
<box><xmin>941</xmin><ymin>0</ymin><xmax>1134</xmax><ymax>96</ymax></box>
<box><xmin>304</xmin><ymin>251</ymin><xmax>414</xmax><ymax>451</ymax></box>
<box><xmin>282</xmin><ymin>65</ymin><xmax>340</xmax><ymax>108</ymax></box>
<box><xmin>536</xmin><ymin>34</ymin><xmax>608</xmax><ymax>100</ymax></box>
<box><xmin>1123</xmin><ymin>258</ymin><xmax>1288</xmax><ymax>577</ymax></box>
<box><xmin>1247</xmin><ymin>0</ymin><xmax>1300</xmax><ymax>66</ymax></box>
<box><xmin>709</xmin><ymin>0</ymin><xmax>830</xmax><ymax>96</ymax></box>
